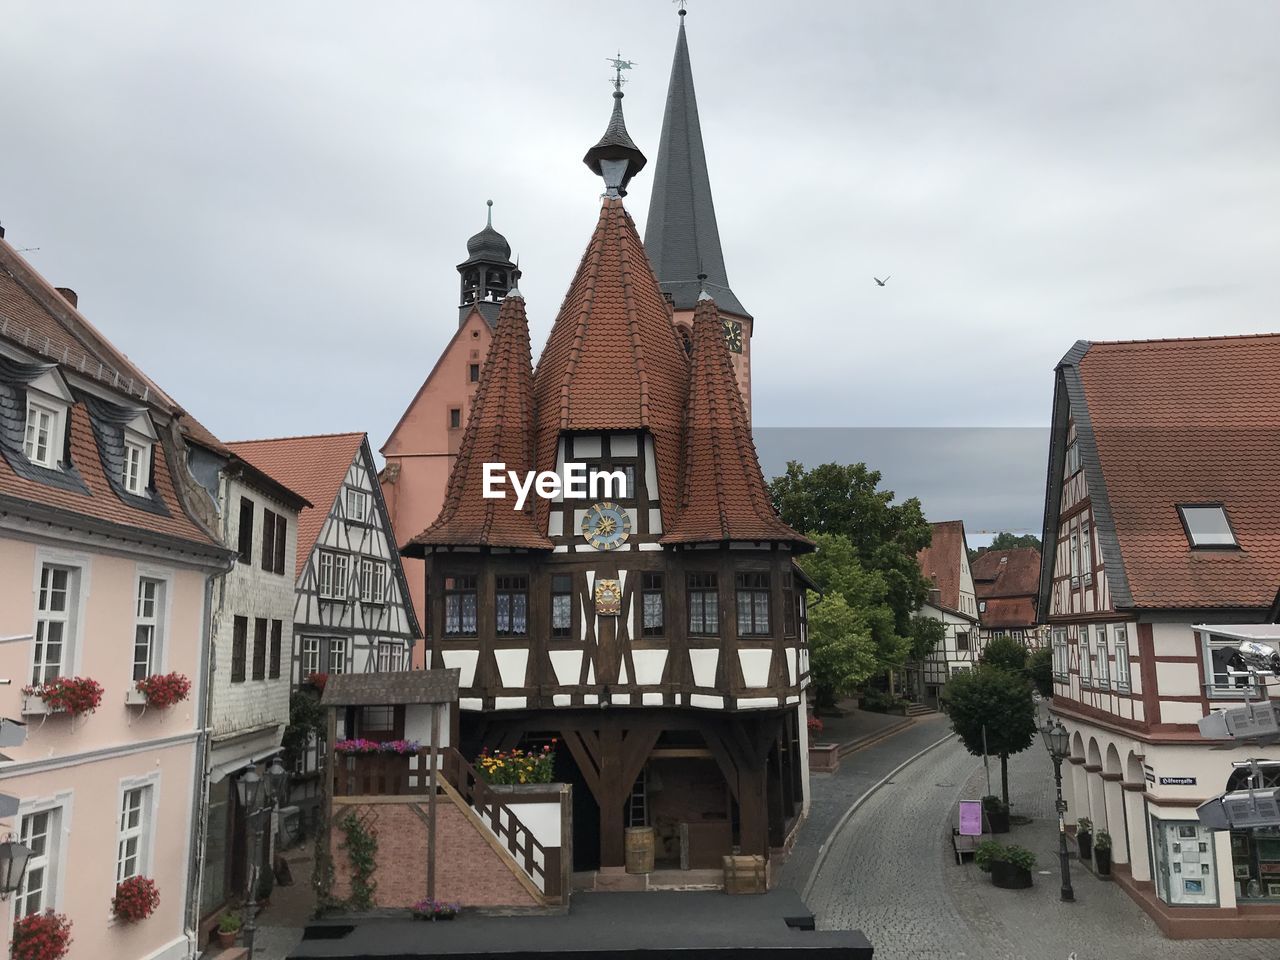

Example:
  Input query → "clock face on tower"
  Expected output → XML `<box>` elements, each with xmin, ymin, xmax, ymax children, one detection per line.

<box><xmin>722</xmin><ymin>319</ymin><xmax>743</xmax><ymax>354</ymax></box>
<box><xmin>581</xmin><ymin>501</ymin><xmax>632</xmax><ymax>551</ymax></box>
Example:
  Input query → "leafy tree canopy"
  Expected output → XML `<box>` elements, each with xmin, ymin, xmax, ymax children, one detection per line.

<box><xmin>771</xmin><ymin>461</ymin><xmax>933</xmax><ymax>634</ymax></box>
<box><xmin>804</xmin><ymin>593</ymin><xmax>879</xmax><ymax>711</ymax></box>
<box><xmin>909</xmin><ymin>614</ymin><xmax>946</xmax><ymax>662</ymax></box>
<box><xmin>980</xmin><ymin>634</ymin><xmax>1029</xmax><ymax>673</ymax></box>
<box><xmin>947</xmin><ymin>665</ymin><xmax>1038</xmax><ymax>803</ymax></box>
<box><xmin>969</xmin><ymin>531</ymin><xmax>1042</xmax><ymax>562</ymax></box>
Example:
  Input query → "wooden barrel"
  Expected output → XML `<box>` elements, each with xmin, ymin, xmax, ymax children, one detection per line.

<box><xmin>625</xmin><ymin>826</ymin><xmax>655</xmax><ymax>874</ymax></box>
<box><xmin>722</xmin><ymin>854</ymin><xmax>767</xmax><ymax>894</ymax></box>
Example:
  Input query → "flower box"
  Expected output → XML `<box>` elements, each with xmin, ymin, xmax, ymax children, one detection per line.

<box><xmin>131</xmin><ymin>672</ymin><xmax>191</xmax><ymax>708</ymax></box>
<box><xmin>11</xmin><ymin>909</ymin><xmax>73</xmax><ymax>960</ymax></box>
<box><xmin>21</xmin><ymin>695</ymin><xmax>56</xmax><ymax>717</ymax></box>
<box><xmin>112</xmin><ymin>875</ymin><xmax>160</xmax><ymax>922</ymax></box>
<box><xmin>21</xmin><ymin>677</ymin><xmax>104</xmax><ymax>717</ymax></box>
<box><xmin>124</xmin><ymin>688</ymin><xmax>148</xmax><ymax>706</ymax></box>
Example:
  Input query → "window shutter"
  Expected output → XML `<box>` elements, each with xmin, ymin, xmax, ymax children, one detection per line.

<box><xmin>261</xmin><ymin>510</ymin><xmax>276</xmax><ymax>571</ymax></box>
<box><xmin>274</xmin><ymin>516</ymin><xmax>287</xmax><ymax>574</ymax></box>
<box><xmin>252</xmin><ymin>618</ymin><xmax>268</xmax><ymax>680</ymax></box>
<box><xmin>269</xmin><ymin>620</ymin><xmax>283</xmax><ymax>679</ymax></box>
<box><xmin>238</xmin><ymin>498</ymin><xmax>254</xmax><ymax>563</ymax></box>
<box><xmin>231</xmin><ymin>616</ymin><xmax>247</xmax><ymax>683</ymax></box>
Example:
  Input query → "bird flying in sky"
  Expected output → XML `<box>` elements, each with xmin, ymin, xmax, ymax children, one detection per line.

<box><xmin>874</xmin><ymin>276</ymin><xmax>890</xmax><ymax>286</ymax></box>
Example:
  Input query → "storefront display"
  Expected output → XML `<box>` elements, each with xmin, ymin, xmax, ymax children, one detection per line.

<box><xmin>1151</xmin><ymin>817</ymin><xmax>1218</xmax><ymax>906</ymax></box>
<box><xmin>1230</xmin><ymin>828</ymin><xmax>1280</xmax><ymax>901</ymax></box>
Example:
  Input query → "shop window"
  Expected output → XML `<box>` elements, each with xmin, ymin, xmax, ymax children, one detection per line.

<box><xmin>1151</xmin><ymin>818</ymin><xmax>1218</xmax><ymax>906</ymax></box>
<box><xmin>1227</xmin><ymin>765</ymin><xmax>1280</xmax><ymax>901</ymax></box>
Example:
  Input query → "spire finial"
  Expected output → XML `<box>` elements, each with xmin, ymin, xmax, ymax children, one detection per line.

<box><xmin>607</xmin><ymin>52</ymin><xmax>636</xmax><ymax>96</ymax></box>
<box><xmin>584</xmin><ymin>53</ymin><xmax>647</xmax><ymax>198</ymax></box>
<box><xmin>675</xmin><ymin>0</ymin><xmax>687</xmax><ymax>16</ymax></box>
<box><xmin>696</xmin><ymin>272</ymin><xmax>712</xmax><ymax>301</ymax></box>
<box><xmin>486</xmin><ymin>199</ymin><xmax>493</xmax><ymax>227</ymax></box>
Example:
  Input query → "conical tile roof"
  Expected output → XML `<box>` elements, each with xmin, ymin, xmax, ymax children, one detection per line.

<box><xmin>662</xmin><ymin>296</ymin><xmax>810</xmax><ymax>548</ymax></box>
<box><xmin>531</xmin><ymin>197</ymin><xmax>689</xmax><ymax>529</ymax></box>
<box><xmin>405</xmin><ymin>291</ymin><xmax>551</xmax><ymax>552</ymax></box>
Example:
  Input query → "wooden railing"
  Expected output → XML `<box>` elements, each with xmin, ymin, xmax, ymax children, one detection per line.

<box><xmin>330</xmin><ymin>747</ymin><xmax>562</xmax><ymax>901</ymax></box>
<box><xmin>441</xmin><ymin>748</ymin><xmax>562</xmax><ymax>901</ymax></box>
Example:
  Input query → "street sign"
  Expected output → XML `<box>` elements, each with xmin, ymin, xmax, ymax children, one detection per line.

<box><xmin>1159</xmin><ymin>776</ymin><xmax>1197</xmax><ymax>786</ymax></box>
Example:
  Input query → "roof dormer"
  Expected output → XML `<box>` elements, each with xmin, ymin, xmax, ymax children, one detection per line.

<box><xmin>121</xmin><ymin>410</ymin><xmax>158</xmax><ymax>496</ymax></box>
<box><xmin>22</xmin><ymin>367</ymin><xmax>74</xmax><ymax>470</ymax></box>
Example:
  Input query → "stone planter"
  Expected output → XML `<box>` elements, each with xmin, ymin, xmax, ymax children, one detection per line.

<box><xmin>124</xmin><ymin>688</ymin><xmax>148</xmax><ymax>707</ymax></box>
<box><xmin>985</xmin><ymin>809</ymin><xmax>1010</xmax><ymax>834</ymax></box>
<box><xmin>990</xmin><ymin>860</ymin><xmax>1033</xmax><ymax>890</ymax></box>
<box><xmin>1077</xmin><ymin>832</ymin><xmax>1093</xmax><ymax>861</ymax></box>
<box><xmin>808</xmin><ymin>743</ymin><xmax>841</xmax><ymax>774</ymax></box>
<box><xmin>1094</xmin><ymin>846</ymin><xmax>1112</xmax><ymax>877</ymax></box>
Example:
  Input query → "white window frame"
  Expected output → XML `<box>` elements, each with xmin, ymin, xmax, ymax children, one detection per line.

<box><xmin>12</xmin><ymin>793</ymin><xmax>72</xmax><ymax>920</ymax></box>
<box><xmin>318</xmin><ymin>551</ymin><xmax>349</xmax><ymax>600</ymax></box>
<box><xmin>376</xmin><ymin>641</ymin><xmax>401</xmax><ymax>672</ymax></box>
<box><xmin>301</xmin><ymin>637</ymin><xmax>320</xmax><ymax>677</ymax></box>
<box><xmin>1069</xmin><ymin>525</ymin><xmax>1080</xmax><ymax>585</ymax></box>
<box><xmin>360</xmin><ymin>558</ymin><xmax>387</xmax><ymax>604</ymax></box>
<box><xmin>115</xmin><ymin>773</ymin><xmax>158</xmax><ymax>885</ymax></box>
<box><xmin>1202</xmin><ymin>631</ymin><xmax>1264</xmax><ymax>699</ymax></box>
<box><xmin>1114</xmin><ymin>625</ymin><xmax>1130</xmax><ymax>690</ymax></box>
<box><xmin>23</xmin><ymin>400</ymin><xmax>61</xmax><ymax>468</ymax></box>
<box><xmin>1080</xmin><ymin>520</ymin><xmax>1093</xmax><ymax>585</ymax></box>
<box><xmin>328</xmin><ymin>638</ymin><xmax>347</xmax><ymax>675</ymax></box>
<box><xmin>132</xmin><ymin>576</ymin><xmax>167</xmax><ymax>681</ymax></box>
<box><xmin>346</xmin><ymin>488</ymin><xmax>369</xmax><ymax>524</ymax></box>
<box><xmin>1094</xmin><ymin>624</ymin><xmax>1110</xmax><ymax>687</ymax></box>
<box><xmin>122</xmin><ymin>440</ymin><xmax>147</xmax><ymax>494</ymax></box>
<box><xmin>1079</xmin><ymin>628</ymin><xmax>1092</xmax><ymax>685</ymax></box>
<box><xmin>32</xmin><ymin>563</ymin><xmax>80</xmax><ymax>685</ymax></box>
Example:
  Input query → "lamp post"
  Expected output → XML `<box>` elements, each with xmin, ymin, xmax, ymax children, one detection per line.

<box><xmin>1040</xmin><ymin>716</ymin><xmax>1075</xmax><ymax>903</ymax></box>
<box><xmin>237</xmin><ymin>758</ymin><xmax>289</xmax><ymax>955</ymax></box>
<box><xmin>0</xmin><ymin>837</ymin><xmax>32</xmax><ymax>900</ymax></box>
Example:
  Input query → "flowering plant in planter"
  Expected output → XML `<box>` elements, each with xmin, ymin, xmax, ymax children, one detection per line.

<box><xmin>112</xmin><ymin>875</ymin><xmax>160</xmax><ymax>922</ymax></box>
<box><xmin>807</xmin><ymin>715</ymin><xmax>824</xmax><ymax>736</ymax></box>
<box><xmin>10</xmin><ymin>909</ymin><xmax>73</xmax><ymax>960</ymax></box>
<box><xmin>476</xmin><ymin>741</ymin><xmax>556</xmax><ymax>785</ymax></box>
<box><xmin>21</xmin><ymin>676</ymin><xmax>104</xmax><ymax>716</ymax></box>
<box><xmin>334</xmin><ymin>739</ymin><xmax>422</xmax><ymax>755</ymax></box>
<box><xmin>411</xmin><ymin>898</ymin><xmax>460</xmax><ymax>920</ymax></box>
<box><xmin>303</xmin><ymin>672</ymin><xmax>329</xmax><ymax>692</ymax></box>
<box><xmin>134</xmin><ymin>672</ymin><xmax>191</xmax><ymax>708</ymax></box>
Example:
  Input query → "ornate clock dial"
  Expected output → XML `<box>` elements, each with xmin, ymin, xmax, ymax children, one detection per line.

<box><xmin>581</xmin><ymin>501</ymin><xmax>632</xmax><ymax>551</ymax></box>
<box><xmin>722</xmin><ymin>319</ymin><xmax>743</xmax><ymax>354</ymax></box>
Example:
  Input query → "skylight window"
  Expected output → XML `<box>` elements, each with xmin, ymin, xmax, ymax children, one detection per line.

<box><xmin>1178</xmin><ymin>505</ymin><xmax>1237</xmax><ymax>548</ymax></box>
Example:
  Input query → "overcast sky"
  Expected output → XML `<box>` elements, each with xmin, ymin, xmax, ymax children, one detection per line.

<box><xmin>4</xmin><ymin>2</ymin><xmax>1277</xmax><ymax>535</ymax></box>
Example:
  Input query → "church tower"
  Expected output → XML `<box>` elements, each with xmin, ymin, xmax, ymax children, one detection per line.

<box><xmin>456</xmin><ymin>200</ymin><xmax>518</xmax><ymax>326</ymax></box>
<box><xmin>645</xmin><ymin>7</ymin><xmax>753</xmax><ymax>417</ymax></box>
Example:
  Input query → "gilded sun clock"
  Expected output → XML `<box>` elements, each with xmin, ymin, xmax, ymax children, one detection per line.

<box><xmin>722</xmin><ymin>319</ymin><xmax>743</xmax><ymax>354</ymax></box>
<box><xmin>581</xmin><ymin>501</ymin><xmax>632</xmax><ymax>551</ymax></box>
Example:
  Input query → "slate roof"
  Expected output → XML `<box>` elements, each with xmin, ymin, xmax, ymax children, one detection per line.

<box><xmin>228</xmin><ymin>432</ymin><xmax>365</xmax><ymax>579</ymax></box>
<box><xmin>0</xmin><ymin>238</ymin><xmax>222</xmax><ymax>552</ymax></box>
<box><xmin>916</xmin><ymin>520</ymin><xmax>968</xmax><ymax>612</ymax></box>
<box><xmin>643</xmin><ymin>16</ymin><xmax>748</xmax><ymax>318</ymax></box>
<box><xmin>972</xmin><ymin>548</ymin><xmax>1041</xmax><ymax>598</ymax></box>
<box><xmin>531</xmin><ymin>196</ymin><xmax>689</xmax><ymax>532</ymax></box>
<box><xmin>320</xmin><ymin>668</ymin><xmax>459</xmax><ymax>707</ymax></box>
<box><xmin>1041</xmin><ymin>334</ymin><xmax>1280</xmax><ymax>614</ymax></box>
<box><xmin>662</xmin><ymin>296</ymin><xmax>810</xmax><ymax>548</ymax></box>
<box><xmin>404</xmin><ymin>293</ymin><xmax>551</xmax><ymax>553</ymax></box>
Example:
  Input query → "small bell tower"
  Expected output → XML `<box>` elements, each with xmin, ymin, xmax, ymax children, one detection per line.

<box><xmin>457</xmin><ymin>200</ymin><xmax>517</xmax><ymax>326</ymax></box>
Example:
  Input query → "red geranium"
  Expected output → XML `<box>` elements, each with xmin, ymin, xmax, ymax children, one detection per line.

<box><xmin>111</xmin><ymin>875</ymin><xmax>160</xmax><ymax>923</ymax></box>
<box><xmin>807</xmin><ymin>715</ymin><xmax>824</xmax><ymax>736</ymax></box>
<box><xmin>304</xmin><ymin>672</ymin><xmax>329</xmax><ymax>692</ymax></box>
<box><xmin>21</xmin><ymin>676</ymin><xmax>104</xmax><ymax>716</ymax></box>
<box><xmin>10</xmin><ymin>910</ymin><xmax>73</xmax><ymax>960</ymax></box>
<box><xmin>135</xmin><ymin>672</ymin><xmax>192</xmax><ymax>708</ymax></box>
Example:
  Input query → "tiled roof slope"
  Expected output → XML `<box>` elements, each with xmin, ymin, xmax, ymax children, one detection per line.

<box><xmin>1075</xmin><ymin>334</ymin><xmax>1280</xmax><ymax>610</ymax></box>
<box><xmin>531</xmin><ymin>197</ymin><xmax>689</xmax><ymax>530</ymax></box>
<box><xmin>0</xmin><ymin>402</ymin><xmax>218</xmax><ymax>547</ymax></box>
<box><xmin>916</xmin><ymin>520</ymin><xmax>966</xmax><ymax>611</ymax></box>
<box><xmin>662</xmin><ymin>297</ymin><xmax>809</xmax><ymax>548</ymax></box>
<box><xmin>405</xmin><ymin>293</ymin><xmax>551</xmax><ymax>552</ymax></box>
<box><xmin>972</xmin><ymin>548</ymin><xmax>1041</xmax><ymax>598</ymax></box>
<box><xmin>228</xmin><ymin>432</ymin><xmax>364</xmax><ymax>579</ymax></box>
<box><xmin>980</xmin><ymin>597</ymin><xmax>1038</xmax><ymax>629</ymax></box>
<box><xmin>0</xmin><ymin>239</ymin><xmax>220</xmax><ymax>550</ymax></box>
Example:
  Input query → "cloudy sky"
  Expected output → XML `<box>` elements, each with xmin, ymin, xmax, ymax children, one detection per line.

<box><xmin>4</xmin><ymin>2</ymin><xmax>1277</xmax><ymax>537</ymax></box>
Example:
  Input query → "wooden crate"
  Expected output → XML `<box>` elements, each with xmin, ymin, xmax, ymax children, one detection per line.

<box><xmin>722</xmin><ymin>854</ymin><xmax>767</xmax><ymax>895</ymax></box>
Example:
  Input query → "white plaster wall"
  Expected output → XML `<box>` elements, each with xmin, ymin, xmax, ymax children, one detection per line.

<box><xmin>1155</xmin><ymin>660</ymin><xmax>1201</xmax><ymax>698</ymax></box>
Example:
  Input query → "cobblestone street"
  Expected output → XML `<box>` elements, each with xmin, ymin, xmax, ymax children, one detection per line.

<box><xmin>807</xmin><ymin>735</ymin><xmax>1280</xmax><ymax>959</ymax></box>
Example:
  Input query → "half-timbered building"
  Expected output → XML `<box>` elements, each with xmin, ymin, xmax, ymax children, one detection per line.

<box><xmin>972</xmin><ymin>547</ymin><xmax>1047</xmax><ymax>649</ymax></box>
<box><xmin>910</xmin><ymin>520</ymin><xmax>981</xmax><ymax>708</ymax></box>
<box><xmin>1041</xmin><ymin>335</ymin><xmax>1280</xmax><ymax>937</ymax></box>
<box><xmin>403</xmin><ymin>79</ymin><xmax>814</xmax><ymax>880</ymax></box>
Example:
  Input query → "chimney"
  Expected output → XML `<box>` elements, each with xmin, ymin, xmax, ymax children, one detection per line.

<box><xmin>928</xmin><ymin>587</ymin><xmax>942</xmax><ymax>606</ymax></box>
<box><xmin>55</xmin><ymin>287</ymin><xmax>78</xmax><ymax>308</ymax></box>
<box><xmin>0</xmin><ymin>223</ymin><xmax>5</xmax><ymax>239</ymax></box>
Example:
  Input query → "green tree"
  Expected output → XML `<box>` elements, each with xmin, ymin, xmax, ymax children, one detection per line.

<box><xmin>909</xmin><ymin>614</ymin><xmax>946</xmax><ymax>662</ymax></box>
<box><xmin>797</xmin><ymin>533</ymin><xmax>910</xmax><ymax>702</ymax></box>
<box><xmin>980</xmin><ymin>635</ymin><xmax>1028</xmax><ymax>673</ymax></box>
<box><xmin>771</xmin><ymin>462</ymin><xmax>933</xmax><ymax>636</ymax></box>
<box><xmin>969</xmin><ymin>531</ymin><xmax>1042</xmax><ymax>563</ymax></box>
<box><xmin>1027</xmin><ymin>647</ymin><xmax>1053</xmax><ymax>697</ymax></box>
<box><xmin>946</xmin><ymin>665</ymin><xmax>1038</xmax><ymax>804</ymax></box>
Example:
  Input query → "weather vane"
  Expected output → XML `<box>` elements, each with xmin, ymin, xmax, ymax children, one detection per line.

<box><xmin>607</xmin><ymin>51</ymin><xmax>636</xmax><ymax>91</ymax></box>
<box><xmin>674</xmin><ymin>0</ymin><xmax>688</xmax><ymax>13</ymax></box>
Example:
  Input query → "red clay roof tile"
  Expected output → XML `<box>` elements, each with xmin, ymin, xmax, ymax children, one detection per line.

<box><xmin>916</xmin><ymin>520</ymin><xmax>967</xmax><ymax>611</ymax></box>
<box><xmin>972</xmin><ymin>548</ymin><xmax>1041</xmax><ymax>599</ymax></box>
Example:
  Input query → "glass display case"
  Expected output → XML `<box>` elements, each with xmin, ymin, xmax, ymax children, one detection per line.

<box><xmin>1151</xmin><ymin>817</ymin><xmax>1218</xmax><ymax>906</ymax></box>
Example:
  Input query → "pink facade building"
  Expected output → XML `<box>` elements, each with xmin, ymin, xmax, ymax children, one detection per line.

<box><xmin>0</xmin><ymin>233</ymin><xmax>233</xmax><ymax>958</ymax></box>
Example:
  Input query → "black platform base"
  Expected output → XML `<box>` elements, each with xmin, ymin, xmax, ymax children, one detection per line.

<box><xmin>289</xmin><ymin>890</ymin><xmax>872</xmax><ymax>959</ymax></box>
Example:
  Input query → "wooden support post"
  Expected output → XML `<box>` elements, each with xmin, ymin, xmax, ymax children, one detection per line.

<box><xmin>428</xmin><ymin>703</ymin><xmax>439</xmax><ymax>901</ymax></box>
<box><xmin>598</xmin><ymin>724</ymin><xmax>626</xmax><ymax>868</ymax></box>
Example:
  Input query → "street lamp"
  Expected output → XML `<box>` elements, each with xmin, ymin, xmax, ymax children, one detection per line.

<box><xmin>1040</xmin><ymin>716</ymin><xmax>1075</xmax><ymax>903</ymax></box>
<box><xmin>235</xmin><ymin>761</ymin><xmax>289</xmax><ymax>956</ymax></box>
<box><xmin>0</xmin><ymin>838</ymin><xmax>32</xmax><ymax>899</ymax></box>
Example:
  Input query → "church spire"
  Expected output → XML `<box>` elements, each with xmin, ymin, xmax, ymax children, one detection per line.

<box><xmin>644</xmin><ymin>9</ymin><xmax>749</xmax><ymax>318</ymax></box>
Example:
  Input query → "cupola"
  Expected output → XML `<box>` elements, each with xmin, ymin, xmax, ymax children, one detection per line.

<box><xmin>456</xmin><ymin>200</ymin><xmax>517</xmax><ymax>326</ymax></box>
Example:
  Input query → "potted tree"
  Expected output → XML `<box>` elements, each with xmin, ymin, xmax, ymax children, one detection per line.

<box><xmin>1076</xmin><ymin>817</ymin><xmax>1094</xmax><ymax>861</ymax></box>
<box><xmin>982</xmin><ymin>795</ymin><xmax>1010</xmax><ymax>834</ymax></box>
<box><xmin>1094</xmin><ymin>830</ymin><xmax>1113</xmax><ymax>877</ymax></box>
<box><xmin>976</xmin><ymin>841</ymin><xmax>1036</xmax><ymax>889</ymax></box>
<box><xmin>216</xmin><ymin>913</ymin><xmax>241</xmax><ymax>948</ymax></box>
